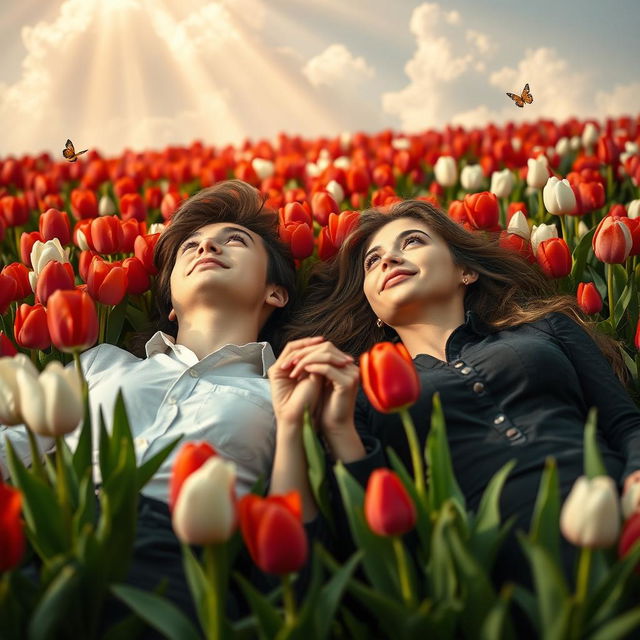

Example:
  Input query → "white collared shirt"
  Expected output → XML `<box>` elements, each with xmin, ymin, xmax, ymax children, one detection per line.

<box><xmin>1</xmin><ymin>333</ymin><xmax>277</xmax><ymax>503</ymax></box>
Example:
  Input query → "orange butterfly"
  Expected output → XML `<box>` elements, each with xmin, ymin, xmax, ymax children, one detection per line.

<box><xmin>506</xmin><ymin>83</ymin><xmax>533</xmax><ymax>108</ymax></box>
<box><xmin>62</xmin><ymin>139</ymin><xmax>88</xmax><ymax>162</ymax></box>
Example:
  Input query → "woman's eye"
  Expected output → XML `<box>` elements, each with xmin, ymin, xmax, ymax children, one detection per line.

<box><xmin>181</xmin><ymin>241</ymin><xmax>197</xmax><ymax>252</ymax></box>
<box><xmin>364</xmin><ymin>254</ymin><xmax>379</xmax><ymax>270</ymax></box>
<box><xmin>226</xmin><ymin>233</ymin><xmax>247</xmax><ymax>245</ymax></box>
<box><xmin>403</xmin><ymin>235</ymin><xmax>423</xmax><ymax>248</ymax></box>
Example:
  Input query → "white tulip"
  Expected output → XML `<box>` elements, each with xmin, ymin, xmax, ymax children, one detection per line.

<box><xmin>622</xmin><ymin>482</ymin><xmax>640</xmax><ymax>520</ymax></box>
<box><xmin>555</xmin><ymin>137</ymin><xmax>571</xmax><ymax>157</ymax></box>
<box><xmin>99</xmin><ymin>194</ymin><xmax>116</xmax><ymax>216</ymax></box>
<box><xmin>543</xmin><ymin>177</ymin><xmax>577</xmax><ymax>215</ymax></box>
<box><xmin>317</xmin><ymin>157</ymin><xmax>331</xmax><ymax>172</ymax></box>
<box><xmin>148</xmin><ymin>223</ymin><xmax>166</xmax><ymax>235</ymax></box>
<box><xmin>392</xmin><ymin>137</ymin><xmax>410</xmax><ymax>150</ymax></box>
<box><xmin>577</xmin><ymin>220</ymin><xmax>590</xmax><ymax>239</ymax></box>
<box><xmin>490</xmin><ymin>169</ymin><xmax>514</xmax><ymax>199</ymax></box>
<box><xmin>76</xmin><ymin>229</ymin><xmax>91</xmax><ymax>252</ymax></box>
<box><xmin>581</xmin><ymin>123</ymin><xmax>599</xmax><ymax>150</ymax></box>
<box><xmin>172</xmin><ymin>457</ymin><xmax>237</xmax><ymax>545</ymax></box>
<box><xmin>570</xmin><ymin>136</ymin><xmax>582</xmax><ymax>151</ymax></box>
<box><xmin>30</xmin><ymin>238</ymin><xmax>70</xmax><ymax>276</ymax></box>
<box><xmin>511</xmin><ymin>137</ymin><xmax>522</xmax><ymax>152</ymax></box>
<box><xmin>17</xmin><ymin>361</ymin><xmax>83</xmax><ymax>437</ymax></box>
<box><xmin>560</xmin><ymin>475</ymin><xmax>620</xmax><ymax>548</ymax></box>
<box><xmin>325</xmin><ymin>180</ymin><xmax>345</xmax><ymax>204</ymax></box>
<box><xmin>334</xmin><ymin>156</ymin><xmax>351</xmax><ymax>170</ymax></box>
<box><xmin>339</xmin><ymin>132</ymin><xmax>352</xmax><ymax>151</ymax></box>
<box><xmin>0</xmin><ymin>355</ymin><xmax>38</xmax><ymax>425</ymax></box>
<box><xmin>627</xmin><ymin>200</ymin><xmax>640</xmax><ymax>219</ymax></box>
<box><xmin>305</xmin><ymin>162</ymin><xmax>321</xmax><ymax>178</ymax></box>
<box><xmin>526</xmin><ymin>157</ymin><xmax>549</xmax><ymax>189</ymax></box>
<box><xmin>460</xmin><ymin>164</ymin><xmax>484</xmax><ymax>191</ymax></box>
<box><xmin>507</xmin><ymin>211</ymin><xmax>530</xmax><ymax>240</ymax></box>
<box><xmin>251</xmin><ymin>158</ymin><xmax>274</xmax><ymax>181</ymax></box>
<box><xmin>434</xmin><ymin>156</ymin><xmax>458</xmax><ymax>188</ymax></box>
<box><xmin>530</xmin><ymin>223</ymin><xmax>558</xmax><ymax>254</ymax></box>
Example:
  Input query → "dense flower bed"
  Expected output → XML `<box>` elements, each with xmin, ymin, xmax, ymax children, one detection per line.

<box><xmin>1</xmin><ymin>115</ymin><xmax>640</xmax><ymax>638</ymax></box>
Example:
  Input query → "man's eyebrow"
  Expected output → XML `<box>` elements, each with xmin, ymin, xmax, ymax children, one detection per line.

<box><xmin>181</xmin><ymin>226</ymin><xmax>255</xmax><ymax>246</ymax></box>
<box><xmin>363</xmin><ymin>229</ymin><xmax>430</xmax><ymax>261</ymax></box>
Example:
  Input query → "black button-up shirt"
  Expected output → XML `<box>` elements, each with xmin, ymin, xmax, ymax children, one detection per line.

<box><xmin>354</xmin><ymin>311</ymin><xmax>640</xmax><ymax>527</ymax></box>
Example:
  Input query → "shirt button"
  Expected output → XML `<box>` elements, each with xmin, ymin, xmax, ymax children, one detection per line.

<box><xmin>494</xmin><ymin>414</ymin><xmax>505</xmax><ymax>424</ymax></box>
<box><xmin>454</xmin><ymin>361</ymin><xmax>464</xmax><ymax>369</ymax></box>
<box><xmin>189</xmin><ymin>369</ymin><xmax>199</xmax><ymax>378</ymax></box>
<box><xmin>460</xmin><ymin>366</ymin><xmax>472</xmax><ymax>375</ymax></box>
<box><xmin>473</xmin><ymin>382</ymin><xmax>485</xmax><ymax>393</ymax></box>
<box><xmin>167</xmin><ymin>396</ymin><xmax>177</xmax><ymax>405</ymax></box>
<box><xmin>505</xmin><ymin>428</ymin><xmax>520</xmax><ymax>439</ymax></box>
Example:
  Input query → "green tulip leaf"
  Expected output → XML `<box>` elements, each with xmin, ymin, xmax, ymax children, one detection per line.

<box><xmin>586</xmin><ymin>607</ymin><xmax>640</xmax><ymax>640</ymax></box>
<box><xmin>511</xmin><ymin>584</ymin><xmax>537</xmax><ymax>631</ymax></box>
<box><xmin>478</xmin><ymin>584</ymin><xmax>515</xmax><ymax>640</ymax></box>
<box><xmin>429</xmin><ymin>502</ymin><xmax>460</xmax><ymax>603</ymax></box>
<box><xmin>302</xmin><ymin>410</ymin><xmax>335</xmax><ymax>535</ymax></box>
<box><xmin>110</xmin><ymin>584</ymin><xmax>202</xmax><ymax>640</ymax></box>
<box><xmin>613</xmin><ymin>280</ymin><xmax>634</xmax><ymax>329</ymax></box>
<box><xmin>333</xmin><ymin>462</ymin><xmax>400</xmax><ymax>599</ymax></box>
<box><xmin>583</xmin><ymin>408</ymin><xmax>607</xmax><ymax>478</ymax></box>
<box><xmin>570</xmin><ymin>227</ymin><xmax>596</xmax><ymax>284</ymax></box>
<box><xmin>71</xmin><ymin>468</ymin><xmax>97</xmax><ymax>539</ymax></box>
<box><xmin>426</xmin><ymin>393</ymin><xmax>466</xmax><ymax>514</ymax></box>
<box><xmin>528</xmin><ymin>458</ymin><xmax>562</xmax><ymax>567</ymax></box>
<box><xmin>28</xmin><ymin>564</ymin><xmax>81</xmax><ymax>640</ymax></box>
<box><xmin>71</xmin><ymin>382</ymin><xmax>93</xmax><ymax>480</ymax></box>
<box><xmin>105</xmin><ymin>298</ymin><xmax>128</xmax><ymax>346</ymax></box>
<box><xmin>234</xmin><ymin>571</ymin><xmax>282</xmax><ymax>640</ymax></box>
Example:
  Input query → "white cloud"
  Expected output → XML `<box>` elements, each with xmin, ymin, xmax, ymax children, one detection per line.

<box><xmin>595</xmin><ymin>82</ymin><xmax>640</xmax><ymax>118</ymax></box>
<box><xmin>302</xmin><ymin>44</ymin><xmax>374</xmax><ymax>88</ymax></box>
<box><xmin>466</xmin><ymin>29</ymin><xmax>493</xmax><ymax>55</ymax></box>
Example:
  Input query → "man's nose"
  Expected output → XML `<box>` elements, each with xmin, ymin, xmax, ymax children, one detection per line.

<box><xmin>198</xmin><ymin>237</ymin><xmax>221</xmax><ymax>254</ymax></box>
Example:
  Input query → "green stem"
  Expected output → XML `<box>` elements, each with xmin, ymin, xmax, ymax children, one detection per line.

<box><xmin>392</xmin><ymin>536</ymin><xmax>415</xmax><ymax>608</ymax></box>
<box><xmin>25</xmin><ymin>427</ymin><xmax>46</xmax><ymax>482</ymax></box>
<box><xmin>499</xmin><ymin>197</ymin><xmax>507</xmax><ymax>229</ymax></box>
<box><xmin>203</xmin><ymin>545</ymin><xmax>224</xmax><ymax>640</ymax></box>
<box><xmin>54</xmin><ymin>435</ymin><xmax>73</xmax><ymax>545</ymax></box>
<box><xmin>98</xmin><ymin>303</ymin><xmax>106</xmax><ymax>345</ymax></box>
<box><xmin>537</xmin><ymin>189</ymin><xmax>545</xmax><ymax>221</ymax></box>
<box><xmin>400</xmin><ymin>409</ymin><xmax>426</xmax><ymax>502</ymax></box>
<box><xmin>607</xmin><ymin>263</ymin><xmax>615</xmax><ymax>328</ymax></box>
<box><xmin>573</xmin><ymin>546</ymin><xmax>592</xmax><ymax>639</ymax></box>
<box><xmin>559</xmin><ymin>215</ymin><xmax>569</xmax><ymax>244</ymax></box>
<box><xmin>281</xmin><ymin>573</ymin><xmax>297</xmax><ymax>627</ymax></box>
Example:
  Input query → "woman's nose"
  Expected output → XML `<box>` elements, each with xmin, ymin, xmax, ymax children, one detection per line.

<box><xmin>198</xmin><ymin>237</ymin><xmax>221</xmax><ymax>254</ymax></box>
<box><xmin>380</xmin><ymin>249</ymin><xmax>403</xmax><ymax>268</ymax></box>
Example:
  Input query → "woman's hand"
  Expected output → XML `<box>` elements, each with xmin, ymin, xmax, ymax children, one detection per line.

<box><xmin>623</xmin><ymin>470</ymin><xmax>640</xmax><ymax>495</ymax></box>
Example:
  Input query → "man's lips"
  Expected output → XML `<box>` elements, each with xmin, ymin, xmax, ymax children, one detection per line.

<box><xmin>381</xmin><ymin>269</ymin><xmax>415</xmax><ymax>291</ymax></box>
<box><xmin>190</xmin><ymin>257</ymin><xmax>227</xmax><ymax>274</ymax></box>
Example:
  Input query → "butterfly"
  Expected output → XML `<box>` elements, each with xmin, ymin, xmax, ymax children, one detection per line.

<box><xmin>506</xmin><ymin>83</ymin><xmax>533</xmax><ymax>108</ymax></box>
<box><xmin>62</xmin><ymin>139</ymin><xmax>88</xmax><ymax>162</ymax></box>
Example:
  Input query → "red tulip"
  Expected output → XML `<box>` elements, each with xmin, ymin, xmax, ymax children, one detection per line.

<box><xmin>577</xmin><ymin>282</ymin><xmax>603</xmax><ymax>315</ymax></box>
<box><xmin>134</xmin><ymin>234</ymin><xmax>160</xmax><ymax>275</ymax></box>
<box><xmin>0</xmin><ymin>272</ymin><xmax>18</xmax><ymax>314</ymax></box>
<box><xmin>499</xmin><ymin>231</ymin><xmax>535</xmax><ymax>262</ymax></box>
<box><xmin>608</xmin><ymin>204</ymin><xmax>627</xmax><ymax>218</ymax></box>
<box><xmin>463</xmin><ymin>191</ymin><xmax>499</xmax><ymax>230</ymax></box>
<box><xmin>46</xmin><ymin>289</ymin><xmax>98</xmax><ymax>352</ymax></box>
<box><xmin>279</xmin><ymin>222</ymin><xmax>314</xmax><ymax>260</ymax></box>
<box><xmin>39</xmin><ymin>208</ymin><xmax>71</xmax><ymax>245</ymax></box>
<box><xmin>90</xmin><ymin>216</ymin><xmax>124</xmax><ymax>254</ymax></box>
<box><xmin>364</xmin><ymin>469</ymin><xmax>417</xmax><ymax>536</ymax></box>
<box><xmin>73</xmin><ymin>219</ymin><xmax>94</xmax><ymax>251</ymax></box>
<box><xmin>596</xmin><ymin>136</ymin><xmax>620</xmax><ymax>166</ymax></box>
<box><xmin>0</xmin><ymin>332</ymin><xmax>18</xmax><ymax>357</ymax></box>
<box><xmin>279</xmin><ymin>201</ymin><xmax>312</xmax><ymax>227</ymax></box>
<box><xmin>122</xmin><ymin>257</ymin><xmax>151</xmax><ymax>295</ymax></box>
<box><xmin>114</xmin><ymin>176</ymin><xmax>138</xmax><ymax>199</ymax></box>
<box><xmin>86</xmin><ymin>258</ymin><xmax>128</xmax><ymax>305</ymax></box>
<box><xmin>317</xmin><ymin>210</ymin><xmax>360</xmax><ymax>261</ymax></box>
<box><xmin>372</xmin><ymin>164</ymin><xmax>395</xmax><ymax>188</ymax></box>
<box><xmin>2</xmin><ymin>263</ymin><xmax>32</xmax><ymax>301</ymax></box>
<box><xmin>35</xmin><ymin>260</ymin><xmax>76</xmax><ymax>305</ymax></box>
<box><xmin>536</xmin><ymin>237</ymin><xmax>572</xmax><ymax>278</ymax></box>
<box><xmin>14</xmin><ymin>303</ymin><xmax>51</xmax><ymax>350</ymax></box>
<box><xmin>169</xmin><ymin>442</ymin><xmax>217</xmax><ymax>512</ymax></box>
<box><xmin>448</xmin><ymin>199</ymin><xmax>468</xmax><ymax>225</ymax></box>
<box><xmin>119</xmin><ymin>192</ymin><xmax>147</xmax><ymax>222</ymax></box>
<box><xmin>0</xmin><ymin>195</ymin><xmax>28</xmax><ymax>227</ymax></box>
<box><xmin>618</xmin><ymin>511</ymin><xmax>640</xmax><ymax>573</ymax></box>
<box><xmin>238</xmin><ymin>492</ymin><xmax>308</xmax><ymax>575</ymax></box>
<box><xmin>0</xmin><ymin>482</ymin><xmax>25</xmax><ymax>572</ymax></box>
<box><xmin>120</xmin><ymin>219</ymin><xmax>144</xmax><ymax>253</ymax></box>
<box><xmin>70</xmin><ymin>188</ymin><xmax>99</xmax><ymax>220</ymax></box>
<box><xmin>360</xmin><ymin>342</ymin><xmax>420</xmax><ymax>413</ymax></box>
<box><xmin>578</xmin><ymin>181</ymin><xmax>605</xmax><ymax>213</ymax></box>
<box><xmin>20</xmin><ymin>231</ymin><xmax>43</xmax><ymax>267</ymax></box>
<box><xmin>636</xmin><ymin>318</ymin><xmax>640</xmax><ymax>351</ymax></box>
<box><xmin>160</xmin><ymin>192</ymin><xmax>185</xmax><ymax>222</ymax></box>
<box><xmin>144</xmin><ymin>185</ymin><xmax>164</xmax><ymax>210</ymax></box>
<box><xmin>593</xmin><ymin>216</ymin><xmax>632</xmax><ymax>264</ymax></box>
<box><xmin>506</xmin><ymin>202</ymin><xmax>528</xmax><ymax>224</ymax></box>
<box><xmin>0</xmin><ymin>159</ymin><xmax>24</xmax><ymax>189</ymax></box>
<box><xmin>311</xmin><ymin>191</ymin><xmax>339</xmax><ymax>226</ymax></box>
<box><xmin>346</xmin><ymin>165</ymin><xmax>370</xmax><ymax>194</ymax></box>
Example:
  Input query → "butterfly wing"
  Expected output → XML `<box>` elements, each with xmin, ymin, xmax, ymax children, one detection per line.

<box><xmin>506</xmin><ymin>92</ymin><xmax>524</xmax><ymax>108</ymax></box>
<box><xmin>522</xmin><ymin>84</ymin><xmax>533</xmax><ymax>104</ymax></box>
<box><xmin>62</xmin><ymin>147</ymin><xmax>75</xmax><ymax>159</ymax></box>
<box><xmin>76</xmin><ymin>149</ymin><xmax>88</xmax><ymax>156</ymax></box>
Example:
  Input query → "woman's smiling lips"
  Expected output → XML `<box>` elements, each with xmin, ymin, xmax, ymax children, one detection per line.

<box><xmin>381</xmin><ymin>269</ymin><xmax>415</xmax><ymax>292</ymax></box>
<box><xmin>190</xmin><ymin>257</ymin><xmax>228</xmax><ymax>274</ymax></box>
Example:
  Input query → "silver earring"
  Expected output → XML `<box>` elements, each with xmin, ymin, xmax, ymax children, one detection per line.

<box><xmin>376</xmin><ymin>318</ymin><xmax>384</xmax><ymax>328</ymax></box>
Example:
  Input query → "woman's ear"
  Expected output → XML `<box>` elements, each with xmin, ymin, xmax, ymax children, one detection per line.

<box><xmin>461</xmin><ymin>268</ymin><xmax>479</xmax><ymax>284</ymax></box>
<box><xmin>168</xmin><ymin>308</ymin><xmax>177</xmax><ymax>322</ymax></box>
<box><xmin>265</xmin><ymin>285</ymin><xmax>289</xmax><ymax>309</ymax></box>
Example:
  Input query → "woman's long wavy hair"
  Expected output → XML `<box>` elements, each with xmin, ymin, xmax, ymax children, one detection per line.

<box><xmin>283</xmin><ymin>199</ymin><xmax>627</xmax><ymax>381</ymax></box>
<box><xmin>129</xmin><ymin>180</ymin><xmax>296</xmax><ymax>356</ymax></box>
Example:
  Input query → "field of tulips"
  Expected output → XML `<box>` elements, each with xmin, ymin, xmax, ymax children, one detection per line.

<box><xmin>2</xmin><ymin>113</ymin><xmax>640</xmax><ymax>639</ymax></box>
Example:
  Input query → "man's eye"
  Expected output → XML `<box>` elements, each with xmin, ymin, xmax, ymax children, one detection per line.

<box><xmin>181</xmin><ymin>241</ymin><xmax>197</xmax><ymax>252</ymax></box>
<box><xmin>226</xmin><ymin>233</ymin><xmax>247</xmax><ymax>245</ymax></box>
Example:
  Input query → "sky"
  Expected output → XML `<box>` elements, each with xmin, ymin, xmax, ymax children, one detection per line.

<box><xmin>1</xmin><ymin>0</ymin><xmax>639</xmax><ymax>157</ymax></box>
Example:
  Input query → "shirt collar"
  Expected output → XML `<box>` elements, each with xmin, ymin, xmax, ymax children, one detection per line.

<box><xmin>144</xmin><ymin>331</ymin><xmax>276</xmax><ymax>377</ymax></box>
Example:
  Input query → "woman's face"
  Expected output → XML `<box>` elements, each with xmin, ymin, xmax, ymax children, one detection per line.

<box><xmin>170</xmin><ymin>222</ymin><xmax>272</xmax><ymax>318</ymax></box>
<box><xmin>362</xmin><ymin>217</ymin><xmax>467</xmax><ymax>325</ymax></box>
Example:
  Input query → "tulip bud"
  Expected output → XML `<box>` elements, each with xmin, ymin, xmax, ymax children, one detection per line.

<box><xmin>169</xmin><ymin>441</ymin><xmax>217</xmax><ymax>511</ymax></box>
<box><xmin>526</xmin><ymin>157</ymin><xmax>550</xmax><ymax>189</ymax></box>
<box><xmin>360</xmin><ymin>342</ymin><xmax>420</xmax><ymax>414</ymax></box>
<box><xmin>364</xmin><ymin>469</ymin><xmax>416</xmax><ymax>536</ymax></box>
<box><xmin>86</xmin><ymin>257</ymin><xmax>128</xmax><ymax>306</ymax></box>
<box><xmin>0</xmin><ymin>272</ymin><xmax>18</xmax><ymax>315</ymax></box>
<box><xmin>618</xmin><ymin>512</ymin><xmax>640</xmax><ymax>572</ymax></box>
<box><xmin>311</xmin><ymin>191</ymin><xmax>339</xmax><ymax>226</ymax></box>
<box><xmin>0</xmin><ymin>482</ymin><xmax>25</xmax><ymax>572</ymax></box>
<box><xmin>460</xmin><ymin>164</ymin><xmax>483</xmax><ymax>192</ymax></box>
<box><xmin>489</xmin><ymin>169</ymin><xmax>515</xmax><ymax>199</ymax></box>
<box><xmin>238</xmin><ymin>492</ymin><xmax>308</xmax><ymax>575</ymax></box>
<box><xmin>555</xmin><ymin>137</ymin><xmax>571</xmax><ymax>157</ymax></box>
<box><xmin>530</xmin><ymin>223</ymin><xmax>559</xmax><ymax>255</ymax></box>
<box><xmin>0</xmin><ymin>354</ymin><xmax>38</xmax><ymax>425</ymax></box>
<box><xmin>89</xmin><ymin>215</ymin><xmax>124</xmax><ymax>254</ymax></box>
<box><xmin>560</xmin><ymin>475</ymin><xmax>620</xmax><ymax>548</ymax></box>
<box><xmin>592</xmin><ymin>216</ymin><xmax>632</xmax><ymax>264</ymax></box>
<box><xmin>325</xmin><ymin>179</ymin><xmax>345</xmax><ymax>204</ymax></box>
<box><xmin>17</xmin><ymin>361</ymin><xmax>83</xmax><ymax>437</ymax></box>
<box><xmin>0</xmin><ymin>332</ymin><xmax>18</xmax><ymax>358</ymax></box>
<box><xmin>434</xmin><ymin>155</ymin><xmax>458</xmax><ymax>188</ymax></box>
<box><xmin>628</xmin><ymin>200</ymin><xmax>640</xmax><ymax>220</ymax></box>
<box><xmin>622</xmin><ymin>482</ymin><xmax>640</xmax><ymax>520</ymax></box>
<box><xmin>134</xmin><ymin>234</ymin><xmax>160</xmax><ymax>275</ymax></box>
<box><xmin>14</xmin><ymin>303</ymin><xmax>51</xmax><ymax>350</ymax></box>
<box><xmin>463</xmin><ymin>191</ymin><xmax>499</xmax><ymax>230</ymax></box>
<box><xmin>537</xmin><ymin>238</ymin><xmax>572</xmax><ymax>278</ymax></box>
<box><xmin>576</xmin><ymin>282</ymin><xmax>603</xmax><ymax>315</ymax></box>
<box><xmin>30</xmin><ymin>238</ymin><xmax>70</xmax><ymax>282</ymax></box>
<box><xmin>507</xmin><ymin>211</ymin><xmax>530</xmax><ymax>240</ymax></box>
<box><xmin>46</xmin><ymin>289</ymin><xmax>98</xmax><ymax>353</ymax></box>
<box><xmin>577</xmin><ymin>220</ymin><xmax>590</xmax><ymax>239</ymax></box>
<box><xmin>70</xmin><ymin>188</ymin><xmax>99</xmax><ymax>220</ymax></box>
<box><xmin>581</xmin><ymin>123</ymin><xmax>599</xmax><ymax>150</ymax></box>
<box><xmin>98</xmin><ymin>194</ymin><xmax>116</xmax><ymax>216</ymax></box>
<box><xmin>635</xmin><ymin>317</ymin><xmax>640</xmax><ymax>351</ymax></box>
<box><xmin>39</xmin><ymin>208</ymin><xmax>71</xmax><ymax>245</ymax></box>
<box><xmin>543</xmin><ymin>177</ymin><xmax>577</xmax><ymax>216</ymax></box>
<box><xmin>279</xmin><ymin>222</ymin><xmax>314</xmax><ymax>260</ymax></box>
<box><xmin>35</xmin><ymin>259</ymin><xmax>76</xmax><ymax>306</ymax></box>
<box><xmin>148</xmin><ymin>223</ymin><xmax>166</xmax><ymax>235</ymax></box>
<box><xmin>251</xmin><ymin>158</ymin><xmax>275</xmax><ymax>181</ymax></box>
<box><xmin>172</xmin><ymin>457</ymin><xmax>237</xmax><ymax>545</ymax></box>
<box><xmin>122</xmin><ymin>257</ymin><xmax>150</xmax><ymax>295</ymax></box>
<box><xmin>119</xmin><ymin>193</ymin><xmax>147</xmax><ymax>222</ymax></box>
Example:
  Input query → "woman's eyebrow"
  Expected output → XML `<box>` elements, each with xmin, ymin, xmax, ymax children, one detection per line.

<box><xmin>363</xmin><ymin>229</ymin><xmax>430</xmax><ymax>261</ymax></box>
<box><xmin>181</xmin><ymin>227</ymin><xmax>255</xmax><ymax>247</ymax></box>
